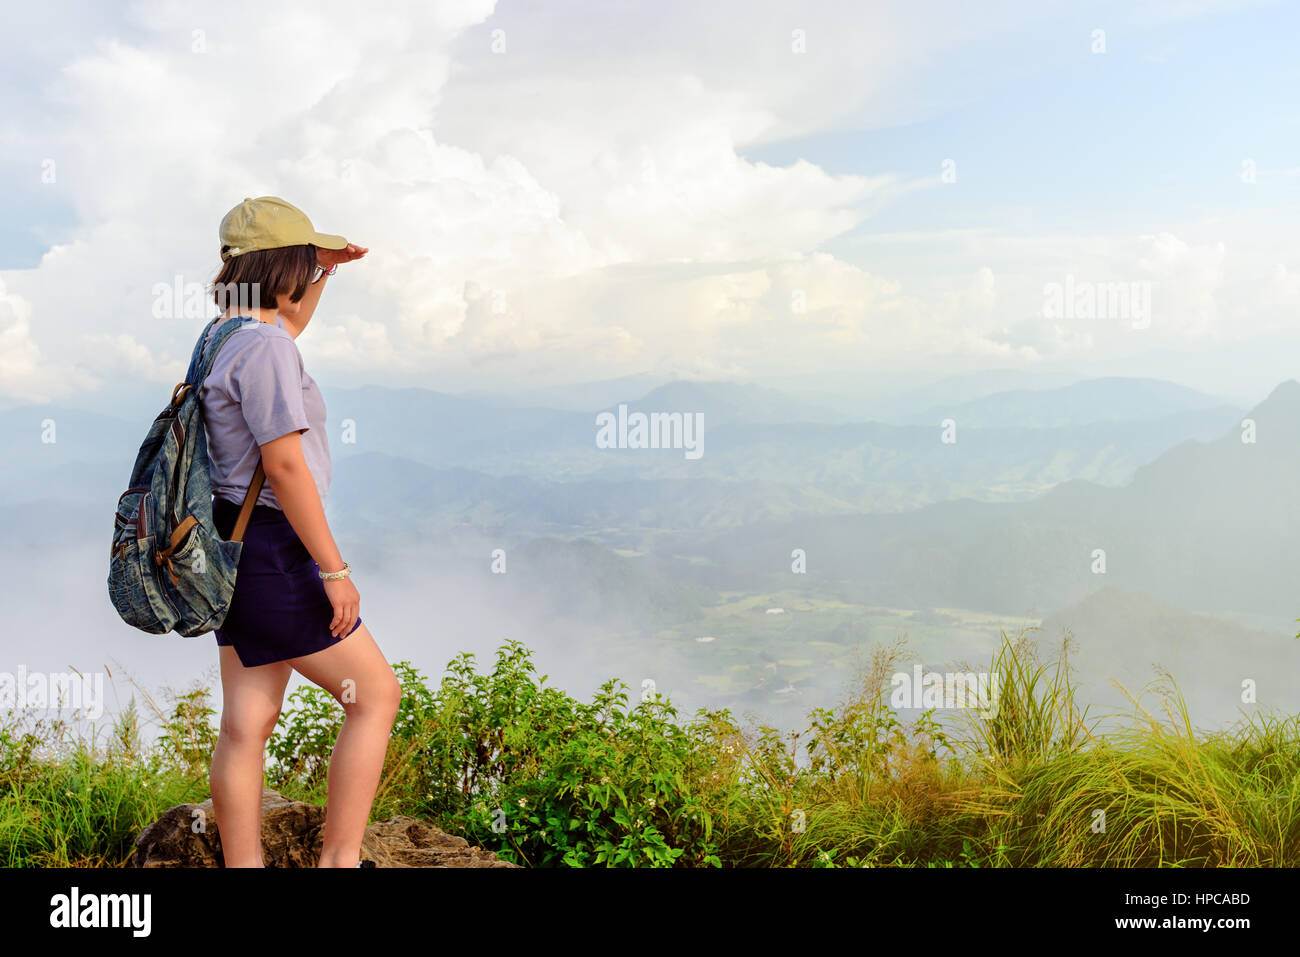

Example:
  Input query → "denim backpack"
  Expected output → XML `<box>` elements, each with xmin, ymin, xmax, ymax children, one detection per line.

<box><xmin>107</xmin><ymin>316</ymin><xmax>267</xmax><ymax>636</ymax></box>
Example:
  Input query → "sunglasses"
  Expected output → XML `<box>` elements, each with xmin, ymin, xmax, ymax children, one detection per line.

<box><xmin>311</xmin><ymin>263</ymin><xmax>339</xmax><ymax>284</ymax></box>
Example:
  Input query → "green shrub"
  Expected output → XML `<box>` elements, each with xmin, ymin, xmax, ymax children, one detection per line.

<box><xmin>4</xmin><ymin>632</ymin><xmax>1300</xmax><ymax>868</ymax></box>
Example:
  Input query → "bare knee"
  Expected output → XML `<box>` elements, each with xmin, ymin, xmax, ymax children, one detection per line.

<box><xmin>219</xmin><ymin>707</ymin><xmax>281</xmax><ymax>747</ymax></box>
<box><xmin>341</xmin><ymin>673</ymin><xmax>401</xmax><ymax>722</ymax></box>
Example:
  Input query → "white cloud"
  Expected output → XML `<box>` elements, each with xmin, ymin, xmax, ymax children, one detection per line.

<box><xmin>1</xmin><ymin>0</ymin><xmax>906</xmax><ymax>397</ymax></box>
<box><xmin>0</xmin><ymin>0</ymin><xmax>1297</xmax><ymax>402</ymax></box>
<box><xmin>0</xmin><ymin>279</ymin><xmax>78</xmax><ymax>403</ymax></box>
<box><xmin>79</xmin><ymin>331</ymin><xmax>185</xmax><ymax>386</ymax></box>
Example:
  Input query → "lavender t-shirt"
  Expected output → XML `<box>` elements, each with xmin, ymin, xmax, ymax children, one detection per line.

<box><xmin>200</xmin><ymin>315</ymin><xmax>332</xmax><ymax>510</ymax></box>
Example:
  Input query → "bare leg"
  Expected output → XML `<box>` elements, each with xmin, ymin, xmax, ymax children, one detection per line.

<box><xmin>286</xmin><ymin>622</ymin><xmax>401</xmax><ymax>868</ymax></box>
<box><xmin>210</xmin><ymin>646</ymin><xmax>292</xmax><ymax>867</ymax></box>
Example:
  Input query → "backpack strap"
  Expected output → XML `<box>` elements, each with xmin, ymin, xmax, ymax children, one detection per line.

<box><xmin>229</xmin><ymin>458</ymin><xmax>266</xmax><ymax>544</ymax></box>
<box><xmin>189</xmin><ymin>315</ymin><xmax>260</xmax><ymax>388</ymax></box>
<box><xmin>182</xmin><ymin>318</ymin><xmax>216</xmax><ymax>385</ymax></box>
<box><xmin>186</xmin><ymin>316</ymin><xmax>270</xmax><ymax>543</ymax></box>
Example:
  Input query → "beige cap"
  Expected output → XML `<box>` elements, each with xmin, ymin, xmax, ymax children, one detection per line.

<box><xmin>219</xmin><ymin>196</ymin><xmax>348</xmax><ymax>261</ymax></box>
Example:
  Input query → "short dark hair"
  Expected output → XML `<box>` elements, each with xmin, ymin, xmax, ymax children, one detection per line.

<box><xmin>210</xmin><ymin>243</ymin><xmax>316</xmax><ymax>311</ymax></box>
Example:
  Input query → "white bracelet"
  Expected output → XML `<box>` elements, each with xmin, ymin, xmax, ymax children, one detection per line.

<box><xmin>318</xmin><ymin>561</ymin><xmax>351</xmax><ymax>581</ymax></box>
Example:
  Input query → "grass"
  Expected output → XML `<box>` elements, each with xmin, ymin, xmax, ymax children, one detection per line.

<box><xmin>2</xmin><ymin>629</ymin><xmax>1297</xmax><ymax>867</ymax></box>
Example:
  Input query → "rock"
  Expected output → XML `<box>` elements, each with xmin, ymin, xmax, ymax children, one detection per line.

<box><xmin>128</xmin><ymin>788</ymin><xmax>519</xmax><ymax>868</ymax></box>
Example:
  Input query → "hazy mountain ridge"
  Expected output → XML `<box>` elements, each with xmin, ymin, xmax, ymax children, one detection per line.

<box><xmin>1</xmin><ymin>376</ymin><xmax>1243</xmax><ymax>499</ymax></box>
<box><xmin>693</xmin><ymin>381</ymin><xmax>1300</xmax><ymax>618</ymax></box>
<box><xmin>1036</xmin><ymin>585</ymin><xmax>1297</xmax><ymax>728</ymax></box>
<box><xmin>905</xmin><ymin>377</ymin><xmax>1234</xmax><ymax>429</ymax></box>
<box><xmin>325</xmin><ymin>380</ymin><xmax>1243</xmax><ymax>492</ymax></box>
<box><xmin>13</xmin><ymin>375</ymin><xmax>1293</xmax><ymax>736</ymax></box>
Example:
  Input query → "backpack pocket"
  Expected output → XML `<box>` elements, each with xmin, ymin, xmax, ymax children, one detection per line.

<box><xmin>108</xmin><ymin>537</ymin><xmax>174</xmax><ymax>635</ymax></box>
<box><xmin>160</xmin><ymin>517</ymin><xmax>241</xmax><ymax>636</ymax></box>
<box><xmin>107</xmin><ymin>489</ymin><xmax>178</xmax><ymax>634</ymax></box>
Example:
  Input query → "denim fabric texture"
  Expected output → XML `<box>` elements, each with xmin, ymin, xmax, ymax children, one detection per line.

<box><xmin>107</xmin><ymin>316</ymin><xmax>259</xmax><ymax>637</ymax></box>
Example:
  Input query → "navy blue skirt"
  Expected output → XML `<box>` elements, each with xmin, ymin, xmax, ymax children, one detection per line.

<box><xmin>212</xmin><ymin>496</ymin><xmax>361</xmax><ymax>667</ymax></box>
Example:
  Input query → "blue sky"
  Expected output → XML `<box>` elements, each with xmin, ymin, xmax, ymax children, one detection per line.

<box><xmin>747</xmin><ymin>3</ymin><xmax>1300</xmax><ymax>237</ymax></box>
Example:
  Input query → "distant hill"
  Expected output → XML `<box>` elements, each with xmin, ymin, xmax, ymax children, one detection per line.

<box><xmin>323</xmin><ymin>380</ymin><xmax>1240</xmax><ymax>495</ymax></box>
<box><xmin>328</xmin><ymin>451</ymin><xmax>887</xmax><ymax>541</ymax></box>
<box><xmin>869</xmin><ymin>369</ymin><xmax>1085</xmax><ymax>421</ymax></box>
<box><xmin>0</xmin><ymin>404</ymin><xmax>142</xmax><ymax>501</ymax></box>
<box><xmin>0</xmin><ymin>379</ymin><xmax>1252</xmax><ymax>528</ymax></box>
<box><xmin>695</xmin><ymin>381</ymin><xmax>1300</xmax><ymax>618</ymax></box>
<box><xmin>1037</xmin><ymin>585</ymin><xmax>1297</xmax><ymax>729</ymax></box>
<box><xmin>607</xmin><ymin>380</ymin><xmax>853</xmax><ymax>427</ymax></box>
<box><xmin>316</xmin><ymin>399</ymin><xmax>1245</xmax><ymax>536</ymax></box>
<box><xmin>458</xmin><ymin>373</ymin><xmax>670</xmax><ymax>412</ymax></box>
<box><xmin>905</xmin><ymin>377</ymin><xmax>1234</xmax><ymax>428</ymax></box>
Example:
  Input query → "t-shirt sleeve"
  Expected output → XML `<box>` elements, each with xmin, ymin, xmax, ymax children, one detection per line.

<box><xmin>227</xmin><ymin>335</ymin><xmax>311</xmax><ymax>446</ymax></box>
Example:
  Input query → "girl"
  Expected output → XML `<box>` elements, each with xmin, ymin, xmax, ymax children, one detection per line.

<box><xmin>199</xmin><ymin>196</ymin><xmax>399</xmax><ymax>868</ymax></box>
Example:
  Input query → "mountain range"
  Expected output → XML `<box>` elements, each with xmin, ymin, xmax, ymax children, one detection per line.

<box><xmin>9</xmin><ymin>372</ymin><xmax>1293</xmax><ymax>731</ymax></box>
